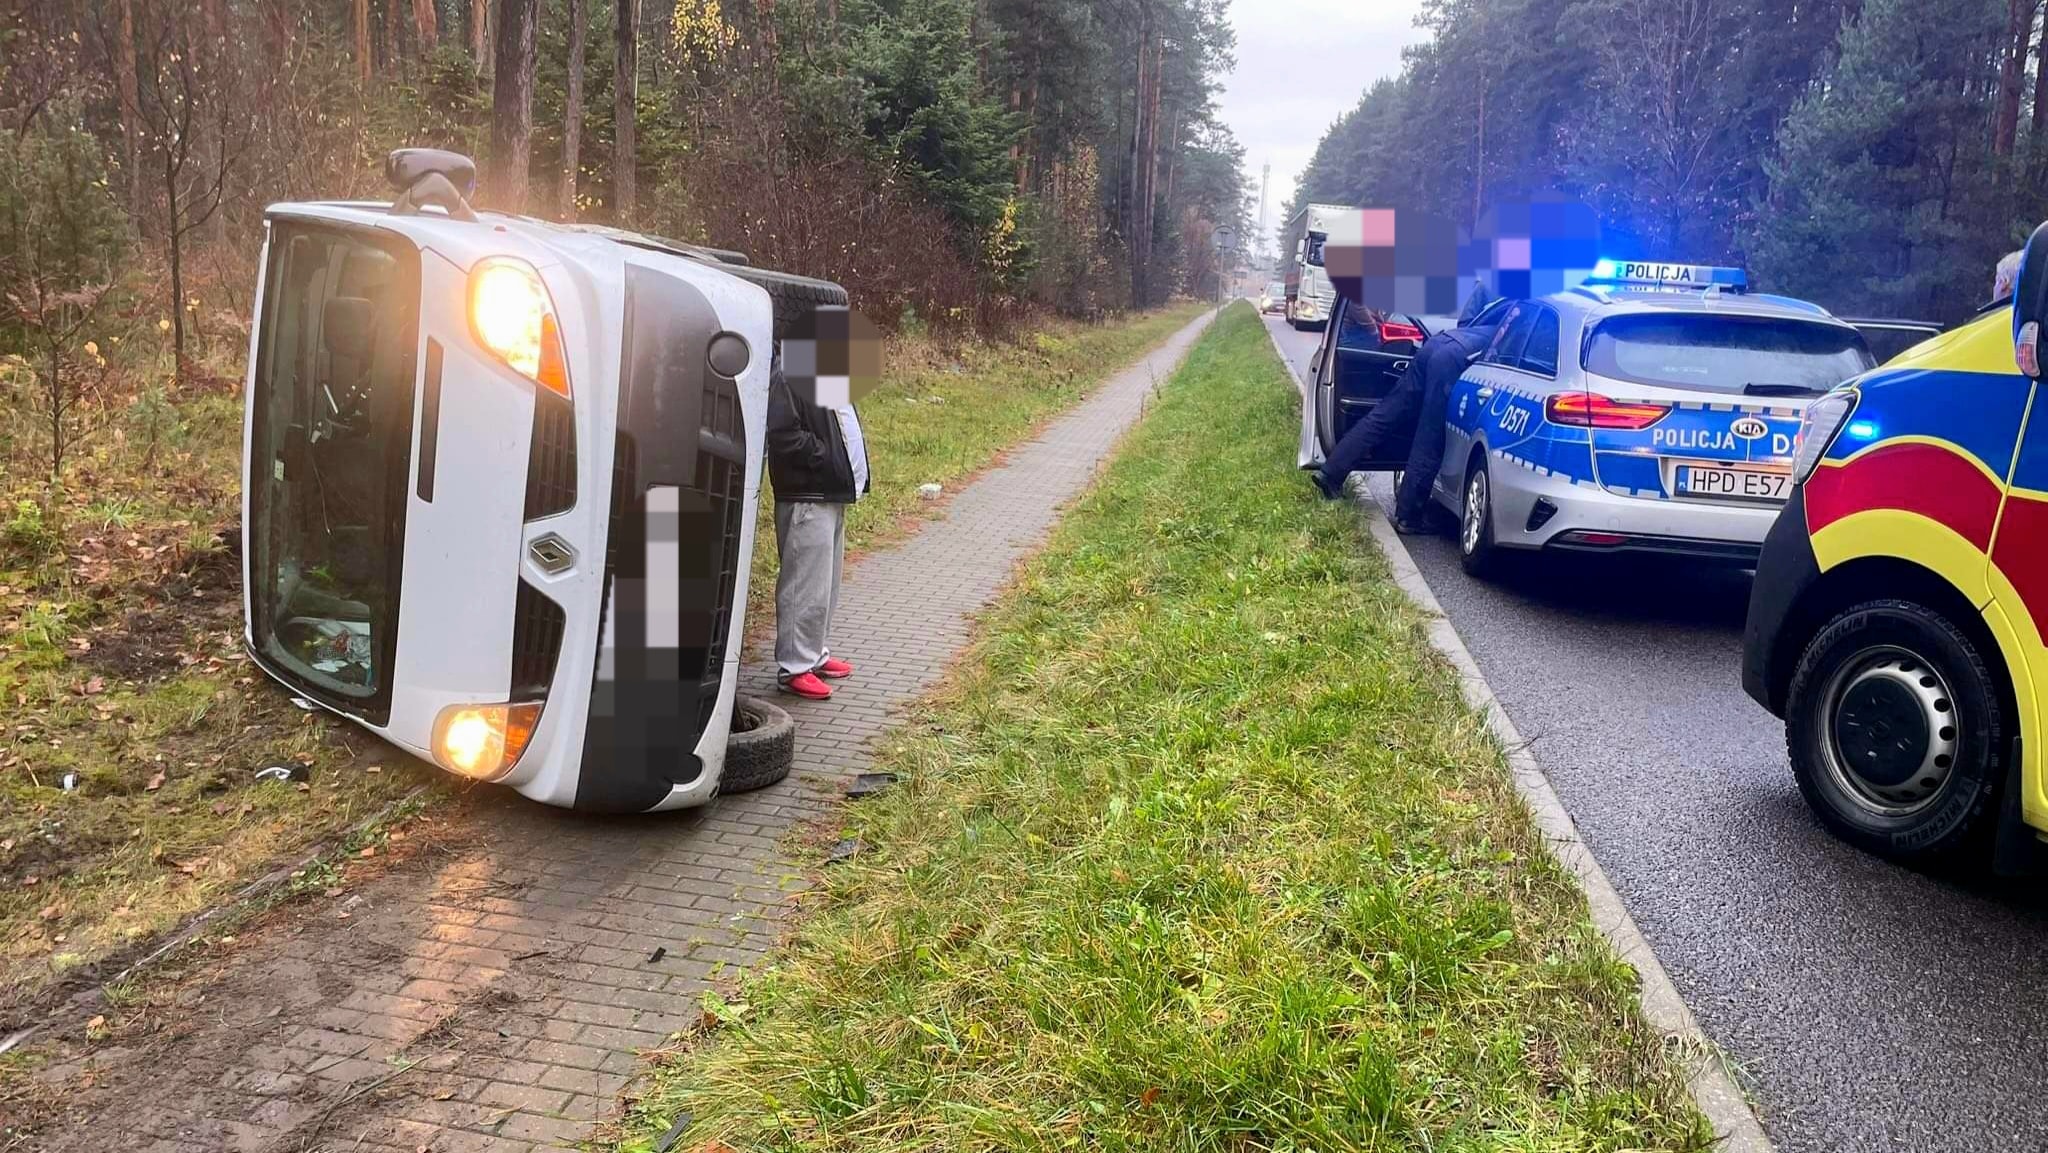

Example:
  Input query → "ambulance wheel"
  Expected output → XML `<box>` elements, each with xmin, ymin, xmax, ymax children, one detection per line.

<box><xmin>1458</xmin><ymin>456</ymin><xmax>1501</xmax><ymax>578</ymax></box>
<box><xmin>1784</xmin><ymin>600</ymin><xmax>2009</xmax><ymax>863</ymax></box>
<box><xmin>720</xmin><ymin>694</ymin><xmax>795</xmax><ymax>794</ymax></box>
<box><xmin>716</xmin><ymin>264</ymin><xmax>850</xmax><ymax>343</ymax></box>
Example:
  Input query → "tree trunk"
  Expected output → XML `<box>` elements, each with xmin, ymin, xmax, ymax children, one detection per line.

<box><xmin>490</xmin><ymin>0</ymin><xmax>538</xmax><ymax>212</ymax></box>
<box><xmin>2034</xmin><ymin>7</ymin><xmax>2048</xmax><ymax>138</ymax></box>
<box><xmin>383</xmin><ymin>0</ymin><xmax>402</xmax><ymax>69</ymax></box>
<box><xmin>1127</xmin><ymin>5</ymin><xmax>1153</xmax><ymax>308</ymax></box>
<box><xmin>117</xmin><ymin>0</ymin><xmax>140</xmax><ymax>219</ymax></box>
<box><xmin>471</xmin><ymin>0</ymin><xmax>490</xmax><ymax>73</ymax></box>
<box><xmin>1473</xmin><ymin>78</ymin><xmax>1487</xmax><ymax>225</ymax></box>
<box><xmin>165</xmin><ymin>146</ymin><xmax>186</xmax><ymax>383</ymax></box>
<box><xmin>354</xmin><ymin>0</ymin><xmax>373</xmax><ymax>84</ymax></box>
<box><xmin>1997</xmin><ymin>0</ymin><xmax>2034</xmax><ymax>154</ymax></box>
<box><xmin>414</xmin><ymin>0</ymin><xmax>439</xmax><ymax>51</ymax></box>
<box><xmin>561</xmin><ymin>0</ymin><xmax>585</xmax><ymax>218</ymax></box>
<box><xmin>615</xmin><ymin>0</ymin><xmax>640</xmax><ymax>221</ymax></box>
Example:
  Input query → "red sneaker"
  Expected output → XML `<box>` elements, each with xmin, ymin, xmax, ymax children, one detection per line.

<box><xmin>779</xmin><ymin>671</ymin><xmax>833</xmax><ymax>700</ymax></box>
<box><xmin>816</xmin><ymin>657</ymin><xmax>854</xmax><ymax>679</ymax></box>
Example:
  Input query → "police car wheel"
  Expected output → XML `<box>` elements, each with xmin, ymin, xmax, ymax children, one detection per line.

<box><xmin>1458</xmin><ymin>458</ymin><xmax>1500</xmax><ymax>578</ymax></box>
<box><xmin>719</xmin><ymin>693</ymin><xmax>796</xmax><ymax>794</ymax></box>
<box><xmin>1785</xmin><ymin>600</ymin><xmax>2008</xmax><ymax>862</ymax></box>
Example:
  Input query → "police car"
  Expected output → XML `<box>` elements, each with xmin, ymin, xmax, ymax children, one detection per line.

<box><xmin>1430</xmin><ymin>263</ymin><xmax>1877</xmax><ymax>577</ymax></box>
<box><xmin>1742</xmin><ymin>223</ymin><xmax>2048</xmax><ymax>867</ymax></box>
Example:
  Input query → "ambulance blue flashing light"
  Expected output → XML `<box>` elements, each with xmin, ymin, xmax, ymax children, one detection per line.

<box><xmin>1583</xmin><ymin>259</ymin><xmax>1748</xmax><ymax>292</ymax></box>
<box><xmin>1846</xmin><ymin>419</ymin><xmax>1880</xmax><ymax>441</ymax></box>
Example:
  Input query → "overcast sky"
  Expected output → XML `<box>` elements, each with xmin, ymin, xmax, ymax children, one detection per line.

<box><xmin>1218</xmin><ymin>0</ymin><xmax>1432</xmax><ymax>252</ymax></box>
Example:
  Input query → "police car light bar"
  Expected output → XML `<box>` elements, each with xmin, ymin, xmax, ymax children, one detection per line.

<box><xmin>1585</xmin><ymin>259</ymin><xmax>1747</xmax><ymax>292</ymax></box>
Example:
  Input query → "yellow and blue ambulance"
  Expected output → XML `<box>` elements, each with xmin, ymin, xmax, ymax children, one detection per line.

<box><xmin>1743</xmin><ymin>224</ymin><xmax>2048</xmax><ymax>867</ymax></box>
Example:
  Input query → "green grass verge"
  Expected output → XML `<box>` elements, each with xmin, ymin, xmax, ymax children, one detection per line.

<box><xmin>620</xmin><ymin>304</ymin><xmax>1711</xmax><ymax>1152</ymax></box>
<box><xmin>746</xmin><ymin>302</ymin><xmax>1208</xmax><ymax>620</ymax></box>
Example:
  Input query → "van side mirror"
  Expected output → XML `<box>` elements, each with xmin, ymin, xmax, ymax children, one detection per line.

<box><xmin>2015</xmin><ymin>221</ymin><xmax>2048</xmax><ymax>377</ymax></box>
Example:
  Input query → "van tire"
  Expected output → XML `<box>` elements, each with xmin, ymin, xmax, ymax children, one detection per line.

<box><xmin>720</xmin><ymin>694</ymin><xmax>795</xmax><ymax>794</ymax></box>
<box><xmin>1784</xmin><ymin>600</ymin><xmax>2008</xmax><ymax>863</ymax></box>
<box><xmin>715</xmin><ymin>265</ymin><xmax>850</xmax><ymax>342</ymax></box>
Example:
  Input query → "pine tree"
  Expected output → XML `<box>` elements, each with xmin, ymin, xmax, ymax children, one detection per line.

<box><xmin>1750</xmin><ymin>0</ymin><xmax>2007</xmax><ymax>317</ymax></box>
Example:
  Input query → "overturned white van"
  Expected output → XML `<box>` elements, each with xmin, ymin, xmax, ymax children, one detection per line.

<box><xmin>241</xmin><ymin>150</ymin><xmax>839</xmax><ymax>810</ymax></box>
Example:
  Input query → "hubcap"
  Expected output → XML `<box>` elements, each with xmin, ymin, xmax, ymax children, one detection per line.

<box><xmin>1819</xmin><ymin>646</ymin><xmax>1960</xmax><ymax>817</ymax></box>
<box><xmin>1462</xmin><ymin>471</ymin><xmax>1488</xmax><ymax>555</ymax></box>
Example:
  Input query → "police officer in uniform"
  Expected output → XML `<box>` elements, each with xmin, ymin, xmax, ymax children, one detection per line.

<box><xmin>1312</xmin><ymin>282</ymin><xmax>1506</xmax><ymax>531</ymax></box>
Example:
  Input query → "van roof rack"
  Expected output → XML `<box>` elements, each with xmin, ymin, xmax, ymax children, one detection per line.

<box><xmin>386</xmin><ymin>148</ymin><xmax>478</xmax><ymax>222</ymax></box>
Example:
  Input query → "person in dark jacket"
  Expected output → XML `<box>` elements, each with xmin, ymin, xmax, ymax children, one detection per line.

<box><xmin>1311</xmin><ymin>283</ymin><xmax>1505</xmax><ymax>531</ymax></box>
<box><xmin>765</xmin><ymin>357</ymin><xmax>870</xmax><ymax>700</ymax></box>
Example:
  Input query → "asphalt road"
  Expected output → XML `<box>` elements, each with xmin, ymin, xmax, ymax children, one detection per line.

<box><xmin>1266</xmin><ymin>312</ymin><xmax>2048</xmax><ymax>1153</ymax></box>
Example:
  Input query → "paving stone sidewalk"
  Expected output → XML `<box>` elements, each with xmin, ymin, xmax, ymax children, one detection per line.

<box><xmin>33</xmin><ymin>310</ymin><xmax>1214</xmax><ymax>1153</ymax></box>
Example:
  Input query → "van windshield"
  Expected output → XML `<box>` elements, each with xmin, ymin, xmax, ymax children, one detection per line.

<box><xmin>1583</xmin><ymin>313</ymin><xmax>1873</xmax><ymax>394</ymax></box>
<box><xmin>247</xmin><ymin>222</ymin><xmax>418</xmax><ymax>715</ymax></box>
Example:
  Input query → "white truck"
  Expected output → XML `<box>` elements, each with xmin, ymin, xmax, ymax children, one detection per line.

<box><xmin>1281</xmin><ymin>202</ymin><xmax>1359</xmax><ymax>330</ymax></box>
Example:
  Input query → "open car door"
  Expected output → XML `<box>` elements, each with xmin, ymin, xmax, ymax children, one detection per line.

<box><xmin>1302</xmin><ymin>296</ymin><xmax>1420</xmax><ymax>468</ymax></box>
<box><xmin>1842</xmin><ymin>318</ymin><xmax>1944</xmax><ymax>366</ymax></box>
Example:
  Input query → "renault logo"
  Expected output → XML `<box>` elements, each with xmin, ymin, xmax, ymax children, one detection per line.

<box><xmin>1731</xmin><ymin>416</ymin><xmax>1769</xmax><ymax>441</ymax></box>
<box><xmin>528</xmin><ymin>534</ymin><xmax>576</xmax><ymax>574</ymax></box>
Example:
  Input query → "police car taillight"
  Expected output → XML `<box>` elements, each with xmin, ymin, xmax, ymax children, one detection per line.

<box><xmin>1544</xmin><ymin>391</ymin><xmax>1671</xmax><ymax>430</ymax></box>
<box><xmin>1792</xmin><ymin>387</ymin><xmax>1859</xmax><ymax>484</ymax></box>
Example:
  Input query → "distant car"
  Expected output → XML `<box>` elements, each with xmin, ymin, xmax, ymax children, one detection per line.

<box><xmin>1259</xmin><ymin>281</ymin><xmax>1287</xmax><ymax>314</ymax></box>
<box><xmin>1302</xmin><ymin>262</ymin><xmax>1893</xmax><ymax>578</ymax></box>
<box><xmin>1837</xmin><ymin>317</ymin><xmax>1944</xmax><ymax>364</ymax></box>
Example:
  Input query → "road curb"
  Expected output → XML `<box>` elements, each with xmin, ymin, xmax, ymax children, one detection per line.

<box><xmin>1265</xmin><ymin>316</ymin><xmax>1773</xmax><ymax>1151</ymax></box>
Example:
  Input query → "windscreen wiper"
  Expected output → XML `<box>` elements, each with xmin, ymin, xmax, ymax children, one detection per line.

<box><xmin>1744</xmin><ymin>382</ymin><xmax>1825</xmax><ymax>397</ymax></box>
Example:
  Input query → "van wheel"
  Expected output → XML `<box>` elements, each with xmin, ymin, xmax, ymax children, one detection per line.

<box><xmin>1459</xmin><ymin>456</ymin><xmax>1501</xmax><ymax>578</ymax></box>
<box><xmin>716</xmin><ymin>264</ymin><xmax>850</xmax><ymax>342</ymax></box>
<box><xmin>1784</xmin><ymin>599</ymin><xmax>2008</xmax><ymax>862</ymax></box>
<box><xmin>720</xmin><ymin>694</ymin><xmax>795</xmax><ymax>794</ymax></box>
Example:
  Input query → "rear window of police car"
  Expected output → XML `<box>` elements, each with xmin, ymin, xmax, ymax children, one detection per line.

<box><xmin>1583</xmin><ymin>314</ymin><xmax>1873</xmax><ymax>395</ymax></box>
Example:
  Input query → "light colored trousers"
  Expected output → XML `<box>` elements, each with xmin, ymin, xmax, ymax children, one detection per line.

<box><xmin>773</xmin><ymin>500</ymin><xmax>848</xmax><ymax>678</ymax></box>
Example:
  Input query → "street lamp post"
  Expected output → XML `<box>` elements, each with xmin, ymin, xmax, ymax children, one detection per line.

<box><xmin>1214</xmin><ymin>226</ymin><xmax>1237</xmax><ymax>310</ymax></box>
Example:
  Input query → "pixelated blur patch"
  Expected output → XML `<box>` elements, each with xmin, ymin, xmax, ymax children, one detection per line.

<box><xmin>783</xmin><ymin>305</ymin><xmax>883</xmax><ymax>408</ymax></box>
<box><xmin>1321</xmin><ymin>208</ymin><xmax>1463</xmax><ymax>316</ymax></box>
<box><xmin>1466</xmin><ymin>198</ymin><xmax>1601</xmax><ymax>301</ymax></box>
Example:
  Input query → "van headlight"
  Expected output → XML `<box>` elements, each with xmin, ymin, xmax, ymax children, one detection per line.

<box><xmin>1792</xmin><ymin>387</ymin><xmax>1858</xmax><ymax>484</ymax></box>
<box><xmin>433</xmin><ymin>701</ymin><xmax>543</xmax><ymax>780</ymax></box>
<box><xmin>469</xmin><ymin>257</ymin><xmax>570</xmax><ymax>398</ymax></box>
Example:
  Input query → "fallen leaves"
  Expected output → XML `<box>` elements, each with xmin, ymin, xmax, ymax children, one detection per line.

<box><xmin>146</xmin><ymin>771</ymin><xmax>165</xmax><ymax>791</ymax></box>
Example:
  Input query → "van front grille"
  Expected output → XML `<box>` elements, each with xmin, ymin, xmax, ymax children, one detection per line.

<box><xmin>693</xmin><ymin>375</ymin><xmax>746</xmax><ymax>732</ymax></box>
<box><xmin>524</xmin><ymin>391</ymin><xmax>577</xmax><ymax>519</ymax></box>
<box><xmin>510</xmin><ymin>579</ymin><xmax>566</xmax><ymax>700</ymax></box>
